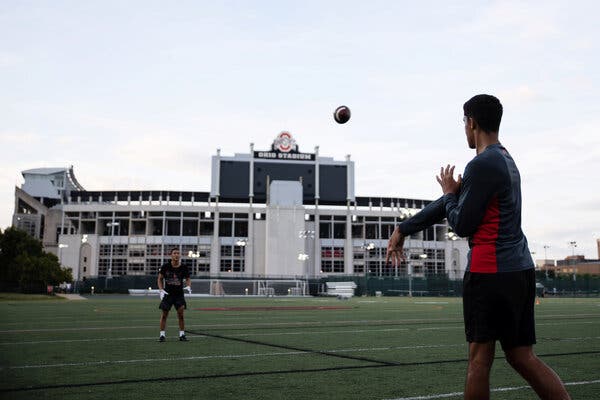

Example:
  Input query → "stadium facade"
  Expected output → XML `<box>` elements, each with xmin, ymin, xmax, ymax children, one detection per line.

<box><xmin>12</xmin><ymin>133</ymin><xmax>469</xmax><ymax>283</ymax></box>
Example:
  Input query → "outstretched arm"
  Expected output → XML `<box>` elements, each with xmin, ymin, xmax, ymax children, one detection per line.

<box><xmin>398</xmin><ymin>196</ymin><xmax>446</xmax><ymax>236</ymax></box>
<box><xmin>386</xmin><ymin>196</ymin><xmax>446</xmax><ymax>265</ymax></box>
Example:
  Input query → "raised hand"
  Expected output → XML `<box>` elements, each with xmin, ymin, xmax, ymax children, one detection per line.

<box><xmin>436</xmin><ymin>164</ymin><xmax>462</xmax><ymax>195</ymax></box>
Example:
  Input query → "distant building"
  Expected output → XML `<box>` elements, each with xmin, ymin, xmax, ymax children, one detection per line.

<box><xmin>555</xmin><ymin>255</ymin><xmax>600</xmax><ymax>276</ymax></box>
<box><xmin>13</xmin><ymin>134</ymin><xmax>469</xmax><ymax>281</ymax></box>
<box><xmin>13</xmin><ymin>167</ymin><xmax>83</xmax><ymax>255</ymax></box>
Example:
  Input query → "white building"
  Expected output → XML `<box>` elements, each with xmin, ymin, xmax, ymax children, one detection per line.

<box><xmin>13</xmin><ymin>133</ymin><xmax>469</xmax><ymax>283</ymax></box>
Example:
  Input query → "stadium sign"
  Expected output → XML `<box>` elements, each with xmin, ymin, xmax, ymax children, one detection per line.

<box><xmin>253</xmin><ymin>132</ymin><xmax>315</xmax><ymax>160</ymax></box>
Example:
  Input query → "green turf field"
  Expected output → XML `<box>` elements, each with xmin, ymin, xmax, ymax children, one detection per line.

<box><xmin>0</xmin><ymin>295</ymin><xmax>598</xmax><ymax>399</ymax></box>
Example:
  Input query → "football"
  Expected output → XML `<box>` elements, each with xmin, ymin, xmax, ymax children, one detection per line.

<box><xmin>333</xmin><ymin>105</ymin><xmax>351</xmax><ymax>124</ymax></box>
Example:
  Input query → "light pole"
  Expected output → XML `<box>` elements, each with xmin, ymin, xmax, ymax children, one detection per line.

<box><xmin>543</xmin><ymin>245</ymin><xmax>550</xmax><ymax>279</ymax></box>
<box><xmin>568</xmin><ymin>241</ymin><xmax>577</xmax><ymax>282</ymax></box>
<box><xmin>298</xmin><ymin>230</ymin><xmax>314</xmax><ymax>294</ymax></box>
<box><xmin>363</xmin><ymin>242</ymin><xmax>375</xmax><ymax>295</ymax></box>
<box><xmin>58</xmin><ymin>243</ymin><xmax>68</xmax><ymax>267</ymax></box>
<box><xmin>446</xmin><ymin>232</ymin><xmax>459</xmax><ymax>279</ymax></box>
<box><xmin>106</xmin><ymin>222</ymin><xmax>120</xmax><ymax>285</ymax></box>
<box><xmin>568</xmin><ymin>241</ymin><xmax>577</xmax><ymax>257</ymax></box>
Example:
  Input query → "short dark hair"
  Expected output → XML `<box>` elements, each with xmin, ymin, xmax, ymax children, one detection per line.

<box><xmin>170</xmin><ymin>247</ymin><xmax>180</xmax><ymax>255</ymax></box>
<box><xmin>463</xmin><ymin>94</ymin><xmax>503</xmax><ymax>133</ymax></box>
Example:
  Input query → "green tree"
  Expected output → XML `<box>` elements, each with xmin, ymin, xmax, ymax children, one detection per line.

<box><xmin>0</xmin><ymin>227</ymin><xmax>72</xmax><ymax>293</ymax></box>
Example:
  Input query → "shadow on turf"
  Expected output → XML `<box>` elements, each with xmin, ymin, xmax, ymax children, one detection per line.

<box><xmin>2</xmin><ymin>328</ymin><xmax>599</xmax><ymax>394</ymax></box>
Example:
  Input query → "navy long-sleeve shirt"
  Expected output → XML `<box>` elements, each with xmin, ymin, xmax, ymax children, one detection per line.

<box><xmin>399</xmin><ymin>143</ymin><xmax>534</xmax><ymax>273</ymax></box>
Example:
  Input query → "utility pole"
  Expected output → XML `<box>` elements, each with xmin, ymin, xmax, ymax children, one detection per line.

<box><xmin>543</xmin><ymin>245</ymin><xmax>550</xmax><ymax>279</ymax></box>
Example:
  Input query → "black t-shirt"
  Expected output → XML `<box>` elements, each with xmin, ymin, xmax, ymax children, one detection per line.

<box><xmin>159</xmin><ymin>262</ymin><xmax>190</xmax><ymax>296</ymax></box>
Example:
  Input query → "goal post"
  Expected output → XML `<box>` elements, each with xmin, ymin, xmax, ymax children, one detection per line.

<box><xmin>190</xmin><ymin>278</ymin><xmax>307</xmax><ymax>297</ymax></box>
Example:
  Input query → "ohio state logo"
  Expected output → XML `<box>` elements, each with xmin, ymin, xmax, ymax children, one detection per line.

<box><xmin>272</xmin><ymin>131</ymin><xmax>298</xmax><ymax>153</ymax></box>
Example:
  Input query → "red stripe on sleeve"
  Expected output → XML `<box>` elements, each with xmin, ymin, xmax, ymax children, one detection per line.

<box><xmin>470</xmin><ymin>196</ymin><xmax>500</xmax><ymax>273</ymax></box>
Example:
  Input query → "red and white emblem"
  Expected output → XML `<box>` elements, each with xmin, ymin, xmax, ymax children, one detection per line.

<box><xmin>273</xmin><ymin>131</ymin><xmax>297</xmax><ymax>153</ymax></box>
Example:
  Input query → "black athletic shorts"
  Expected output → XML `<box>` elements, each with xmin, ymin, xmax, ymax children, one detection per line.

<box><xmin>159</xmin><ymin>293</ymin><xmax>187</xmax><ymax>311</ymax></box>
<box><xmin>463</xmin><ymin>268</ymin><xmax>536</xmax><ymax>350</ymax></box>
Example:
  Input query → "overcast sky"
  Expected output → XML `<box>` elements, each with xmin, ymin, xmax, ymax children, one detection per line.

<box><xmin>1</xmin><ymin>1</ymin><xmax>599</xmax><ymax>260</ymax></box>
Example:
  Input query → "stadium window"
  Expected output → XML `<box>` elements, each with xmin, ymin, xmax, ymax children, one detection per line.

<box><xmin>381</xmin><ymin>224</ymin><xmax>394</xmax><ymax>239</ymax></box>
<box><xmin>116</xmin><ymin>219</ymin><xmax>129</xmax><ymax>236</ymax></box>
<box><xmin>333</xmin><ymin>222</ymin><xmax>346</xmax><ymax>239</ymax></box>
<box><xmin>333</xmin><ymin>247</ymin><xmax>344</xmax><ymax>258</ymax></box>
<box><xmin>219</xmin><ymin>220</ymin><xmax>233</xmax><ymax>237</ymax></box>
<box><xmin>365</xmin><ymin>224</ymin><xmax>379</xmax><ymax>239</ymax></box>
<box><xmin>149</xmin><ymin>219</ymin><xmax>163</xmax><ymax>236</ymax></box>
<box><xmin>233</xmin><ymin>259</ymin><xmax>244</xmax><ymax>272</ymax></box>
<box><xmin>182</xmin><ymin>220</ymin><xmax>198</xmax><ymax>236</ymax></box>
<box><xmin>220</xmin><ymin>259</ymin><xmax>232</xmax><ymax>272</ymax></box>
<box><xmin>197</xmin><ymin>262</ymin><xmax>210</xmax><ymax>273</ymax></box>
<box><xmin>131</xmin><ymin>220</ymin><xmax>146</xmax><ymax>235</ymax></box>
<box><xmin>99</xmin><ymin>245</ymin><xmax>111</xmax><ymax>256</ymax></box>
<box><xmin>333</xmin><ymin>260</ymin><xmax>344</xmax><ymax>273</ymax></box>
<box><xmin>319</xmin><ymin>222</ymin><xmax>331</xmax><ymax>238</ymax></box>
<box><xmin>147</xmin><ymin>244</ymin><xmax>162</xmax><ymax>256</ymax></box>
<box><xmin>352</xmin><ymin>224</ymin><xmax>363</xmax><ymax>238</ymax></box>
<box><xmin>221</xmin><ymin>246</ymin><xmax>233</xmax><ymax>257</ymax></box>
<box><xmin>234</xmin><ymin>220</ymin><xmax>248</xmax><ymax>237</ymax></box>
<box><xmin>424</xmin><ymin>227</ymin><xmax>435</xmax><ymax>241</ymax></box>
<box><xmin>321</xmin><ymin>260</ymin><xmax>333</xmax><ymax>273</ymax></box>
<box><xmin>233</xmin><ymin>245</ymin><xmax>245</xmax><ymax>257</ymax></box>
<box><xmin>199</xmin><ymin>221</ymin><xmax>214</xmax><ymax>236</ymax></box>
<box><xmin>166</xmin><ymin>219</ymin><xmax>180</xmax><ymax>236</ymax></box>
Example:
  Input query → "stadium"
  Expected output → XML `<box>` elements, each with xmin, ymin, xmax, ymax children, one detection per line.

<box><xmin>12</xmin><ymin>132</ymin><xmax>470</xmax><ymax>295</ymax></box>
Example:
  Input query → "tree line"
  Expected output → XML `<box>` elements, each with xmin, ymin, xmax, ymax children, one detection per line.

<box><xmin>0</xmin><ymin>227</ymin><xmax>72</xmax><ymax>293</ymax></box>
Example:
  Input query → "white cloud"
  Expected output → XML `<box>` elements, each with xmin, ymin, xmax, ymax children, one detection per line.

<box><xmin>466</xmin><ymin>1</ymin><xmax>562</xmax><ymax>40</ymax></box>
<box><xmin>0</xmin><ymin>52</ymin><xmax>22</xmax><ymax>68</ymax></box>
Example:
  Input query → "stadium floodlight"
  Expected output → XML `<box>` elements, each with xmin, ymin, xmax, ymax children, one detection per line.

<box><xmin>58</xmin><ymin>243</ymin><xmax>68</xmax><ymax>267</ymax></box>
<box><xmin>568</xmin><ymin>241</ymin><xmax>577</xmax><ymax>256</ymax></box>
<box><xmin>364</xmin><ymin>242</ymin><xmax>375</xmax><ymax>250</ymax></box>
<box><xmin>298</xmin><ymin>253</ymin><xmax>309</xmax><ymax>261</ymax></box>
<box><xmin>204</xmin><ymin>211</ymin><xmax>211</xmax><ymax>218</ymax></box>
<box><xmin>236</xmin><ymin>239</ymin><xmax>248</xmax><ymax>247</ymax></box>
<box><xmin>419</xmin><ymin>254</ymin><xmax>428</xmax><ymax>259</ymax></box>
<box><xmin>81</xmin><ymin>234</ymin><xmax>88</xmax><ymax>243</ymax></box>
<box><xmin>299</xmin><ymin>230</ymin><xmax>315</xmax><ymax>239</ymax></box>
<box><xmin>255</xmin><ymin>212</ymin><xmax>261</xmax><ymax>219</ymax></box>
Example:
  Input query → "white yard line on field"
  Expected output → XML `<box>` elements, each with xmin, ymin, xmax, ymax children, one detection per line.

<box><xmin>4</xmin><ymin>343</ymin><xmax>465</xmax><ymax>369</ymax></box>
<box><xmin>384</xmin><ymin>379</ymin><xmax>600</xmax><ymax>400</ymax></box>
